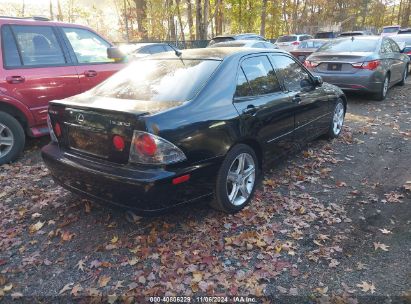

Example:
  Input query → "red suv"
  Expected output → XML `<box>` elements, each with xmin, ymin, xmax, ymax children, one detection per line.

<box><xmin>0</xmin><ymin>16</ymin><xmax>125</xmax><ymax>164</ymax></box>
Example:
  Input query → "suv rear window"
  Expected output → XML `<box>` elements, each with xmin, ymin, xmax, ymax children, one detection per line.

<box><xmin>2</xmin><ymin>25</ymin><xmax>66</xmax><ymax>67</ymax></box>
<box><xmin>90</xmin><ymin>59</ymin><xmax>221</xmax><ymax>102</ymax></box>
<box><xmin>277</xmin><ymin>35</ymin><xmax>297</xmax><ymax>42</ymax></box>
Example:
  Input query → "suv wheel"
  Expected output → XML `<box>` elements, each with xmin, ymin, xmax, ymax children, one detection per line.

<box><xmin>211</xmin><ymin>144</ymin><xmax>259</xmax><ymax>213</ymax></box>
<box><xmin>0</xmin><ymin>112</ymin><xmax>25</xmax><ymax>165</ymax></box>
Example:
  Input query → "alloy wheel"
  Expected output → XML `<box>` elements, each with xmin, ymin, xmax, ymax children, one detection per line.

<box><xmin>0</xmin><ymin>123</ymin><xmax>14</xmax><ymax>158</ymax></box>
<box><xmin>382</xmin><ymin>77</ymin><xmax>389</xmax><ymax>98</ymax></box>
<box><xmin>332</xmin><ymin>103</ymin><xmax>344</xmax><ymax>135</ymax></box>
<box><xmin>226</xmin><ymin>153</ymin><xmax>256</xmax><ymax>206</ymax></box>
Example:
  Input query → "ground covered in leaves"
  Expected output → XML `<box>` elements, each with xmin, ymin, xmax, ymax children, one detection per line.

<box><xmin>0</xmin><ymin>82</ymin><xmax>410</xmax><ymax>303</ymax></box>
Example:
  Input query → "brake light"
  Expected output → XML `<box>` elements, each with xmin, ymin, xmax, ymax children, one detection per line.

<box><xmin>129</xmin><ymin>131</ymin><xmax>186</xmax><ymax>165</ymax></box>
<box><xmin>352</xmin><ymin>60</ymin><xmax>381</xmax><ymax>70</ymax></box>
<box><xmin>406</xmin><ymin>51</ymin><xmax>411</xmax><ymax>55</ymax></box>
<box><xmin>112</xmin><ymin>135</ymin><xmax>125</xmax><ymax>151</ymax></box>
<box><xmin>304</xmin><ymin>60</ymin><xmax>319</xmax><ymax>68</ymax></box>
<box><xmin>172</xmin><ymin>174</ymin><xmax>190</xmax><ymax>185</ymax></box>
<box><xmin>54</xmin><ymin>122</ymin><xmax>62</xmax><ymax>137</ymax></box>
<box><xmin>134</xmin><ymin>133</ymin><xmax>157</xmax><ymax>156</ymax></box>
<box><xmin>292</xmin><ymin>41</ymin><xmax>300</xmax><ymax>45</ymax></box>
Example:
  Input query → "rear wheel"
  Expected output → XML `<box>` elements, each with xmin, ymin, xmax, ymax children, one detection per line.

<box><xmin>375</xmin><ymin>75</ymin><xmax>389</xmax><ymax>101</ymax></box>
<box><xmin>0</xmin><ymin>112</ymin><xmax>25</xmax><ymax>165</ymax></box>
<box><xmin>211</xmin><ymin>144</ymin><xmax>259</xmax><ymax>213</ymax></box>
<box><xmin>327</xmin><ymin>98</ymin><xmax>345</xmax><ymax>139</ymax></box>
<box><xmin>398</xmin><ymin>65</ymin><xmax>408</xmax><ymax>86</ymax></box>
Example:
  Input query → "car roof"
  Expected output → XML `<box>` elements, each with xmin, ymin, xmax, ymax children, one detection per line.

<box><xmin>210</xmin><ymin>40</ymin><xmax>265</xmax><ymax>46</ymax></box>
<box><xmin>211</xmin><ymin>33</ymin><xmax>262</xmax><ymax>39</ymax></box>
<box><xmin>149</xmin><ymin>47</ymin><xmax>288</xmax><ymax>61</ymax></box>
<box><xmin>0</xmin><ymin>16</ymin><xmax>95</xmax><ymax>30</ymax></box>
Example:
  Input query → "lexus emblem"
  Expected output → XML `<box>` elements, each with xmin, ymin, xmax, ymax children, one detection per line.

<box><xmin>76</xmin><ymin>113</ymin><xmax>85</xmax><ymax>123</ymax></box>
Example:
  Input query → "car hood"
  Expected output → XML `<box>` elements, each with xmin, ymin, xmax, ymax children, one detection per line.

<box><xmin>51</xmin><ymin>94</ymin><xmax>184</xmax><ymax>116</ymax></box>
<box><xmin>307</xmin><ymin>51</ymin><xmax>375</xmax><ymax>62</ymax></box>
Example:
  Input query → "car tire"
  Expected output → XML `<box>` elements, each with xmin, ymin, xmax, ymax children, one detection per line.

<box><xmin>375</xmin><ymin>74</ymin><xmax>389</xmax><ymax>101</ymax></box>
<box><xmin>326</xmin><ymin>98</ymin><xmax>345</xmax><ymax>139</ymax></box>
<box><xmin>0</xmin><ymin>112</ymin><xmax>25</xmax><ymax>165</ymax></box>
<box><xmin>210</xmin><ymin>144</ymin><xmax>259</xmax><ymax>213</ymax></box>
<box><xmin>398</xmin><ymin>65</ymin><xmax>408</xmax><ymax>86</ymax></box>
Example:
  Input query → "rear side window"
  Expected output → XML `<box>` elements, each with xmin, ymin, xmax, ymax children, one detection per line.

<box><xmin>62</xmin><ymin>27</ymin><xmax>112</xmax><ymax>63</ymax></box>
<box><xmin>271</xmin><ymin>55</ymin><xmax>312</xmax><ymax>92</ymax></box>
<box><xmin>149</xmin><ymin>45</ymin><xmax>166</xmax><ymax>54</ymax></box>
<box><xmin>235</xmin><ymin>68</ymin><xmax>253</xmax><ymax>97</ymax></box>
<box><xmin>1</xmin><ymin>26</ymin><xmax>21</xmax><ymax>67</ymax></box>
<box><xmin>5</xmin><ymin>25</ymin><xmax>65</xmax><ymax>67</ymax></box>
<box><xmin>239</xmin><ymin>56</ymin><xmax>281</xmax><ymax>96</ymax></box>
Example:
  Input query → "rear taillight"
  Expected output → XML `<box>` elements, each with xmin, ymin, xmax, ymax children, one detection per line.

<box><xmin>129</xmin><ymin>131</ymin><xmax>186</xmax><ymax>165</ymax></box>
<box><xmin>112</xmin><ymin>135</ymin><xmax>125</xmax><ymax>151</ymax></box>
<box><xmin>304</xmin><ymin>60</ymin><xmax>319</xmax><ymax>68</ymax></box>
<box><xmin>406</xmin><ymin>51</ymin><xmax>411</xmax><ymax>55</ymax></box>
<box><xmin>352</xmin><ymin>60</ymin><xmax>381</xmax><ymax>70</ymax></box>
<box><xmin>54</xmin><ymin>122</ymin><xmax>62</xmax><ymax>137</ymax></box>
<box><xmin>292</xmin><ymin>41</ymin><xmax>300</xmax><ymax>45</ymax></box>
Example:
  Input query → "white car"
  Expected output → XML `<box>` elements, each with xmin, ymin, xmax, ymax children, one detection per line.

<box><xmin>207</xmin><ymin>40</ymin><xmax>278</xmax><ymax>49</ymax></box>
<box><xmin>381</xmin><ymin>25</ymin><xmax>401</xmax><ymax>37</ymax></box>
<box><xmin>275</xmin><ymin>34</ymin><xmax>312</xmax><ymax>51</ymax></box>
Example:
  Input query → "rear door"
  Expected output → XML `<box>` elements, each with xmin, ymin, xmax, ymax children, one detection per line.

<box><xmin>380</xmin><ymin>39</ymin><xmax>399</xmax><ymax>83</ymax></box>
<box><xmin>387</xmin><ymin>38</ymin><xmax>406</xmax><ymax>82</ymax></box>
<box><xmin>59</xmin><ymin>26</ymin><xmax>125</xmax><ymax>92</ymax></box>
<box><xmin>0</xmin><ymin>24</ymin><xmax>80</xmax><ymax>126</ymax></box>
<box><xmin>232</xmin><ymin>55</ymin><xmax>297</xmax><ymax>159</ymax></box>
<box><xmin>270</xmin><ymin>54</ymin><xmax>331</xmax><ymax>141</ymax></box>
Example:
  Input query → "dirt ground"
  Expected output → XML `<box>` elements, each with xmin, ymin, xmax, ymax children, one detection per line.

<box><xmin>0</xmin><ymin>81</ymin><xmax>410</xmax><ymax>303</ymax></box>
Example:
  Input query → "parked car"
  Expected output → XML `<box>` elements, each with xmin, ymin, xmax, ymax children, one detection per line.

<box><xmin>290</xmin><ymin>39</ymin><xmax>329</xmax><ymax>62</ymax></box>
<box><xmin>275</xmin><ymin>34</ymin><xmax>312</xmax><ymax>51</ymax></box>
<box><xmin>391</xmin><ymin>34</ymin><xmax>411</xmax><ymax>59</ymax></box>
<box><xmin>0</xmin><ymin>16</ymin><xmax>125</xmax><ymax>164</ymax></box>
<box><xmin>339</xmin><ymin>30</ymin><xmax>373</xmax><ymax>37</ymax></box>
<box><xmin>42</xmin><ymin>48</ymin><xmax>346</xmax><ymax>214</ymax></box>
<box><xmin>119</xmin><ymin>42</ymin><xmax>177</xmax><ymax>59</ymax></box>
<box><xmin>207</xmin><ymin>40</ymin><xmax>277</xmax><ymax>49</ymax></box>
<box><xmin>314</xmin><ymin>31</ymin><xmax>339</xmax><ymax>39</ymax></box>
<box><xmin>208</xmin><ymin>33</ymin><xmax>266</xmax><ymax>46</ymax></box>
<box><xmin>305</xmin><ymin>36</ymin><xmax>410</xmax><ymax>100</ymax></box>
<box><xmin>381</xmin><ymin>25</ymin><xmax>401</xmax><ymax>36</ymax></box>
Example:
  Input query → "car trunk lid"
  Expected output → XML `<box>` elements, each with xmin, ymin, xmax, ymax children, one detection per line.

<box><xmin>308</xmin><ymin>52</ymin><xmax>373</xmax><ymax>74</ymax></box>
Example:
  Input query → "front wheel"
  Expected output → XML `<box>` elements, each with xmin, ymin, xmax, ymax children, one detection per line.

<box><xmin>210</xmin><ymin>144</ymin><xmax>259</xmax><ymax>213</ymax></box>
<box><xmin>326</xmin><ymin>98</ymin><xmax>345</xmax><ymax>139</ymax></box>
<box><xmin>0</xmin><ymin>112</ymin><xmax>25</xmax><ymax>165</ymax></box>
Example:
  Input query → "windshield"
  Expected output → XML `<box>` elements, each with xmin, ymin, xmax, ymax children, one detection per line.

<box><xmin>277</xmin><ymin>35</ymin><xmax>297</xmax><ymax>42</ymax></box>
<box><xmin>90</xmin><ymin>59</ymin><xmax>221</xmax><ymax>102</ymax></box>
<box><xmin>299</xmin><ymin>40</ymin><xmax>325</xmax><ymax>49</ymax></box>
<box><xmin>392</xmin><ymin>35</ymin><xmax>411</xmax><ymax>45</ymax></box>
<box><xmin>317</xmin><ymin>38</ymin><xmax>378</xmax><ymax>52</ymax></box>
<box><xmin>383</xmin><ymin>27</ymin><xmax>400</xmax><ymax>33</ymax></box>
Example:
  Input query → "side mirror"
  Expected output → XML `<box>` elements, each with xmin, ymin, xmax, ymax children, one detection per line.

<box><xmin>313</xmin><ymin>75</ymin><xmax>323</xmax><ymax>86</ymax></box>
<box><xmin>107</xmin><ymin>47</ymin><xmax>125</xmax><ymax>60</ymax></box>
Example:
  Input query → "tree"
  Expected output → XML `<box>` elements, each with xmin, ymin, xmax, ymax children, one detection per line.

<box><xmin>135</xmin><ymin>0</ymin><xmax>148</xmax><ymax>39</ymax></box>
<box><xmin>260</xmin><ymin>0</ymin><xmax>267</xmax><ymax>36</ymax></box>
<box><xmin>186</xmin><ymin>0</ymin><xmax>195</xmax><ymax>40</ymax></box>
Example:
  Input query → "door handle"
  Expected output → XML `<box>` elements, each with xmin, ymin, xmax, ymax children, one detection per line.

<box><xmin>292</xmin><ymin>95</ymin><xmax>302</xmax><ymax>103</ymax></box>
<box><xmin>6</xmin><ymin>76</ymin><xmax>25</xmax><ymax>84</ymax></box>
<box><xmin>242</xmin><ymin>105</ymin><xmax>257</xmax><ymax>115</ymax></box>
<box><xmin>84</xmin><ymin>70</ymin><xmax>98</xmax><ymax>77</ymax></box>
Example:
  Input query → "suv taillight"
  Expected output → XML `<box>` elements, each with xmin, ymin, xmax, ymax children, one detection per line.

<box><xmin>129</xmin><ymin>131</ymin><xmax>186</xmax><ymax>165</ymax></box>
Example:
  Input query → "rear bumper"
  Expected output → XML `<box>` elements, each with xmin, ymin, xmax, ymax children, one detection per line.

<box><xmin>312</xmin><ymin>72</ymin><xmax>382</xmax><ymax>93</ymax></box>
<box><xmin>41</xmin><ymin>143</ymin><xmax>221</xmax><ymax>214</ymax></box>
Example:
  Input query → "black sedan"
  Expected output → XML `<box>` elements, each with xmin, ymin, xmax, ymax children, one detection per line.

<box><xmin>42</xmin><ymin>48</ymin><xmax>346</xmax><ymax>214</ymax></box>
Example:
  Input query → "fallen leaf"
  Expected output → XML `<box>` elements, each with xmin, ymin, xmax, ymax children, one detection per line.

<box><xmin>76</xmin><ymin>259</ymin><xmax>85</xmax><ymax>272</ymax></box>
<box><xmin>192</xmin><ymin>272</ymin><xmax>202</xmax><ymax>283</ymax></box>
<box><xmin>378</xmin><ymin>228</ymin><xmax>392</xmax><ymax>234</ymax></box>
<box><xmin>108</xmin><ymin>294</ymin><xmax>118</xmax><ymax>304</ymax></box>
<box><xmin>374</xmin><ymin>242</ymin><xmax>390</xmax><ymax>251</ymax></box>
<box><xmin>329</xmin><ymin>259</ymin><xmax>340</xmax><ymax>268</ymax></box>
<box><xmin>3</xmin><ymin>283</ymin><xmax>13</xmax><ymax>291</ymax></box>
<box><xmin>404</xmin><ymin>181</ymin><xmax>411</xmax><ymax>191</ymax></box>
<box><xmin>98</xmin><ymin>275</ymin><xmax>111</xmax><ymax>288</ymax></box>
<box><xmin>111</xmin><ymin>236</ymin><xmax>118</xmax><ymax>244</ymax></box>
<box><xmin>59</xmin><ymin>283</ymin><xmax>74</xmax><ymax>295</ymax></box>
<box><xmin>29</xmin><ymin>221</ymin><xmax>45</xmax><ymax>234</ymax></box>
<box><xmin>357</xmin><ymin>281</ymin><xmax>376</xmax><ymax>294</ymax></box>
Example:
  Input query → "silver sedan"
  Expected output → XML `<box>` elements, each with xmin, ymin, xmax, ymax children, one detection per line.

<box><xmin>304</xmin><ymin>36</ymin><xmax>410</xmax><ymax>100</ymax></box>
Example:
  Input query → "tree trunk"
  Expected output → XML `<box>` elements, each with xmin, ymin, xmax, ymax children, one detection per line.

<box><xmin>49</xmin><ymin>0</ymin><xmax>53</xmax><ymax>20</ymax></box>
<box><xmin>134</xmin><ymin>0</ymin><xmax>148</xmax><ymax>39</ymax></box>
<box><xmin>216</xmin><ymin>0</ymin><xmax>223</xmax><ymax>35</ymax></box>
<box><xmin>202</xmin><ymin>0</ymin><xmax>209</xmax><ymax>39</ymax></box>
<box><xmin>398</xmin><ymin>0</ymin><xmax>403</xmax><ymax>25</ymax></box>
<box><xmin>260</xmin><ymin>0</ymin><xmax>267</xmax><ymax>36</ymax></box>
<box><xmin>186</xmin><ymin>0</ymin><xmax>195</xmax><ymax>40</ymax></box>
<box><xmin>195</xmin><ymin>0</ymin><xmax>202</xmax><ymax>39</ymax></box>
<box><xmin>56</xmin><ymin>0</ymin><xmax>63</xmax><ymax>21</ymax></box>
<box><xmin>167</xmin><ymin>0</ymin><xmax>176</xmax><ymax>41</ymax></box>
<box><xmin>176</xmin><ymin>0</ymin><xmax>185</xmax><ymax>43</ymax></box>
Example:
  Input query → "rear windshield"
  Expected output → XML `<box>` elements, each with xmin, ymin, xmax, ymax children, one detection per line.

<box><xmin>299</xmin><ymin>40</ymin><xmax>326</xmax><ymax>49</ymax></box>
<box><xmin>382</xmin><ymin>27</ymin><xmax>400</xmax><ymax>33</ymax></box>
<box><xmin>210</xmin><ymin>42</ymin><xmax>246</xmax><ymax>48</ymax></box>
<box><xmin>392</xmin><ymin>35</ymin><xmax>411</xmax><ymax>45</ymax></box>
<box><xmin>317</xmin><ymin>38</ymin><xmax>378</xmax><ymax>52</ymax></box>
<box><xmin>339</xmin><ymin>32</ymin><xmax>363</xmax><ymax>37</ymax></box>
<box><xmin>90</xmin><ymin>59</ymin><xmax>221</xmax><ymax>102</ymax></box>
<box><xmin>208</xmin><ymin>37</ymin><xmax>235</xmax><ymax>45</ymax></box>
<box><xmin>277</xmin><ymin>35</ymin><xmax>297</xmax><ymax>42</ymax></box>
<box><xmin>315</xmin><ymin>32</ymin><xmax>334</xmax><ymax>39</ymax></box>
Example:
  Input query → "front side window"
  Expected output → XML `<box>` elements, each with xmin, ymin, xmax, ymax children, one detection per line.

<box><xmin>9</xmin><ymin>25</ymin><xmax>65</xmax><ymax>66</ymax></box>
<box><xmin>62</xmin><ymin>27</ymin><xmax>112</xmax><ymax>63</ymax></box>
<box><xmin>1</xmin><ymin>26</ymin><xmax>21</xmax><ymax>67</ymax></box>
<box><xmin>90</xmin><ymin>59</ymin><xmax>221</xmax><ymax>102</ymax></box>
<box><xmin>271</xmin><ymin>55</ymin><xmax>312</xmax><ymax>92</ymax></box>
<box><xmin>240</xmin><ymin>56</ymin><xmax>281</xmax><ymax>96</ymax></box>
